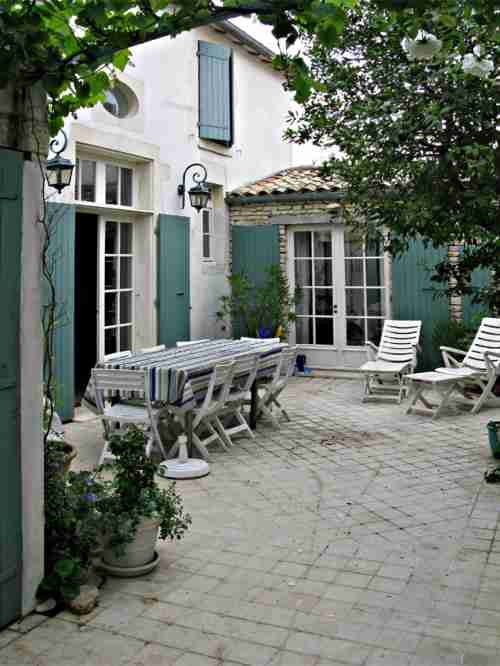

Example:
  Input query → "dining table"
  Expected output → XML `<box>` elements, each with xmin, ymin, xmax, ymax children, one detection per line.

<box><xmin>83</xmin><ymin>338</ymin><xmax>284</xmax><ymax>476</ymax></box>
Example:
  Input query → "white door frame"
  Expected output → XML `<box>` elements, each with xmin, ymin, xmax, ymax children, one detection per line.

<box><xmin>97</xmin><ymin>216</ymin><xmax>135</xmax><ymax>360</ymax></box>
<box><xmin>287</xmin><ymin>223</ymin><xmax>345</xmax><ymax>366</ymax></box>
<box><xmin>287</xmin><ymin>222</ymin><xmax>391</xmax><ymax>369</ymax></box>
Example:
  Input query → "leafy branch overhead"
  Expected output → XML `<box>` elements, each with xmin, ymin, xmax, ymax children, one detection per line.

<box><xmin>3</xmin><ymin>1</ymin><xmax>500</xmax><ymax>135</ymax></box>
<box><xmin>287</xmin><ymin>1</ymin><xmax>500</xmax><ymax>311</ymax></box>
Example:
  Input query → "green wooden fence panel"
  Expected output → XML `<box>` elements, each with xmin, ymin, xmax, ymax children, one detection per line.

<box><xmin>0</xmin><ymin>148</ymin><xmax>23</xmax><ymax>628</ymax></box>
<box><xmin>157</xmin><ymin>214</ymin><xmax>190</xmax><ymax>347</ymax></box>
<box><xmin>463</xmin><ymin>267</ymin><xmax>491</xmax><ymax>324</ymax></box>
<box><xmin>392</xmin><ymin>240</ymin><xmax>449</xmax><ymax>370</ymax></box>
<box><xmin>45</xmin><ymin>203</ymin><xmax>75</xmax><ymax>422</ymax></box>
<box><xmin>231</xmin><ymin>224</ymin><xmax>280</xmax><ymax>337</ymax></box>
<box><xmin>198</xmin><ymin>40</ymin><xmax>233</xmax><ymax>145</ymax></box>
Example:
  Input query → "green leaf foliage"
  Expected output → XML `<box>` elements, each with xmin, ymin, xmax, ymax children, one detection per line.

<box><xmin>216</xmin><ymin>265</ymin><xmax>301</xmax><ymax>339</ymax></box>
<box><xmin>287</xmin><ymin>2</ymin><xmax>500</xmax><ymax>312</ymax></box>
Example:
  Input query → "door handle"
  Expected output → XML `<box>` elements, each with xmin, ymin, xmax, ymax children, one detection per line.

<box><xmin>176</xmin><ymin>292</ymin><xmax>185</xmax><ymax>296</ymax></box>
<box><xmin>333</xmin><ymin>304</ymin><xmax>339</xmax><ymax>315</ymax></box>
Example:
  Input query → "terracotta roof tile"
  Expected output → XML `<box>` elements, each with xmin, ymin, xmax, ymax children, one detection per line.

<box><xmin>228</xmin><ymin>166</ymin><xmax>340</xmax><ymax>198</ymax></box>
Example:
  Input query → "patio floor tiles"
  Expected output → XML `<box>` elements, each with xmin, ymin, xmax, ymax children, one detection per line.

<box><xmin>3</xmin><ymin>376</ymin><xmax>500</xmax><ymax>664</ymax></box>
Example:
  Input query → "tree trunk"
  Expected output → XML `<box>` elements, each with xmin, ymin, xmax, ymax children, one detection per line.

<box><xmin>0</xmin><ymin>83</ymin><xmax>49</xmax><ymax>155</ymax></box>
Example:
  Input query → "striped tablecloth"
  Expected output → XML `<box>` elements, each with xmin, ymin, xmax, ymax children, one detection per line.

<box><xmin>84</xmin><ymin>339</ymin><xmax>284</xmax><ymax>412</ymax></box>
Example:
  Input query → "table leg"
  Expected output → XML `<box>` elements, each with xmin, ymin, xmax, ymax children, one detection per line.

<box><xmin>185</xmin><ymin>410</ymin><xmax>194</xmax><ymax>456</ymax></box>
<box><xmin>250</xmin><ymin>380</ymin><xmax>258</xmax><ymax>430</ymax></box>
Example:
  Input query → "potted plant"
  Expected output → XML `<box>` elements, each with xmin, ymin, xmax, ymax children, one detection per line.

<box><xmin>38</xmin><ymin>442</ymin><xmax>102</xmax><ymax>606</ymax></box>
<box><xmin>97</xmin><ymin>426</ymin><xmax>191</xmax><ymax>577</ymax></box>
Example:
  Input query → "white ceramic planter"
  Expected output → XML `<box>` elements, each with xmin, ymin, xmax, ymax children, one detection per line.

<box><xmin>102</xmin><ymin>517</ymin><xmax>159</xmax><ymax>572</ymax></box>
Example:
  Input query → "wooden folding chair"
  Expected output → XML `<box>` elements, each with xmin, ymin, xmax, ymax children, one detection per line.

<box><xmin>140</xmin><ymin>345</ymin><xmax>166</xmax><ymax>353</ymax></box>
<box><xmin>92</xmin><ymin>367</ymin><xmax>166</xmax><ymax>465</ymax></box>
<box><xmin>256</xmin><ymin>347</ymin><xmax>298</xmax><ymax>427</ymax></box>
<box><xmin>212</xmin><ymin>353</ymin><xmax>259</xmax><ymax>447</ymax></box>
<box><xmin>167</xmin><ymin>360</ymin><xmax>236</xmax><ymax>460</ymax></box>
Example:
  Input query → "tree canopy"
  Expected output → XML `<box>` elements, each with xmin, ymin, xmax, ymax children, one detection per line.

<box><xmin>287</xmin><ymin>1</ymin><xmax>500</xmax><ymax>311</ymax></box>
<box><xmin>2</xmin><ymin>1</ymin><xmax>500</xmax><ymax>136</ymax></box>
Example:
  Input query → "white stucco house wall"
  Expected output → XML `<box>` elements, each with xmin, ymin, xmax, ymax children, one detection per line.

<box><xmin>47</xmin><ymin>20</ymin><xmax>294</xmax><ymax>421</ymax></box>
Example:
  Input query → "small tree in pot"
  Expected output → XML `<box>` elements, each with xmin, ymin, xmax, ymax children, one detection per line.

<box><xmin>98</xmin><ymin>426</ymin><xmax>191</xmax><ymax>576</ymax></box>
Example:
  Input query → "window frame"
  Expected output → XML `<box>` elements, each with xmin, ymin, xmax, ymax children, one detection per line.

<box><xmin>74</xmin><ymin>158</ymin><xmax>97</xmax><ymax>203</ymax></box>
<box><xmin>74</xmin><ymin>157</ymin><xmax>135</xmax><ymax>208</ymax></box>
<box><xmin>105</xmin><ymin>163</ymin><xmax>134</xmax><ymax>207</ymax></box>
<box><xmin>344</xmin><ymin>231</ymin><xmax>386</xmax><ymax>348</ymax></box>
<box><xmin>201</xmin><ymin>206</ymin><xmax>214</xmax><ymax>262</ymax></box>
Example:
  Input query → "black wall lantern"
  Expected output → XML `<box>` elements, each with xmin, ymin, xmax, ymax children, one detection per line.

<box><xmin>46</xmin><ymin>129</ymin><xmax>75</xmax><ymax>193</ymax></box>
<box><xmin>178</xmin><ymin>163</ymin><xmax>211</xmax><ymax>212</ymax></box>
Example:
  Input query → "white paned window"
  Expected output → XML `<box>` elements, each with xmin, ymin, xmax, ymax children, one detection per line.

<box><xmin>294</xmin><ymin>230</ymin><xmax>336</xmax><ymax>346</ymax></box>
<box><xmin>103</xmin><ymin>221</ymin><xmax>134</xmax><ymax>356</ymax></box>
<box><xmin>74</xmin><ymin>158</ymin><xmax>96</xmax><ymax>202</ymax></box>
<box><xmin>344</xmin><ymin>230</ymin><xmax>385</xmax><ymax>346</ymax></box>
<box><xmin>105</xmin><ymin>164</ymin><xmax>133</xmax><ymax>206</ymax></box>
<box><xmin>201</xmin><ymin>208</ymin><xmax>213</xmax><ymax>260</ymax></box>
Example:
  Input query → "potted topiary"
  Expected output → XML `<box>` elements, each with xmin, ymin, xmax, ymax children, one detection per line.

<box><xmin>97</xmin><ymin>426</ymin><xmax>191</xmax><ymax>577</ymax></box>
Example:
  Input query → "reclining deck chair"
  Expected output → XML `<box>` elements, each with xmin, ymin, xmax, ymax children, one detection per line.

<box><xmin>436</xmin><ymin>317</ymin><xmax>500</xmax><ymax>414</ymax></box>
<box><xmin>360</xmin><ymin>320</ymin><xmax>422</xmax><ymax>403</ymax></box>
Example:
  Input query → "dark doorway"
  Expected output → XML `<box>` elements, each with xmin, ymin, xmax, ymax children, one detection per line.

<box><xmin>74</xmin><ymin>213</ymin><xmax>98</xmax><ymax>402</ymax></box>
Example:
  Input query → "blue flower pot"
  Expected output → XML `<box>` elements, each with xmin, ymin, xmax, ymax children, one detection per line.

<box><xmin>487</xmin><ymin>421</ymin><xmax>500</xmax><ymax>459</ymax></box>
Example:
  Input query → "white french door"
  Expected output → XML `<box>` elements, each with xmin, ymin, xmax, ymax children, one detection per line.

<box><xmin>98</xmin><ymin>219</ymin><xmax>134</xmax><ymax>359</ymax></box>
<box><xmin>290</xmin><ymin>226</ymin><xmax>388</xmax><ymax>368</ymax></box>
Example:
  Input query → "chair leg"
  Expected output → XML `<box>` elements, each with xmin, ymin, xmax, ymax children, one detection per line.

<box><xmin>210</xmin><ymin>416</ymin><xmax>233</xmax><ymax>451</ymax></box>
<box><xmin>236</xmin><ymin>408</ymin><xmax>255</xmax><ymax>438</ymax></box>
<box><xmin>471</xmin><ymin>376</ymin><xmax>497</xmax><ymax>414</ymax></box>
<box><xmin>98</xmin><ymin>440</ymin><xmax>111</xmax><ymax>466</ymax></box>
<box><xmin>211</xmin><ymin>416</ymin><xmax>233</xmax><ymax>450</ymax></box>
<box><xmin>191</xmin><ymin>431</ymin><xmax>211</xmax><ymax>460</ymax></box>
<box><xmin>260</xmin><ymin>402</ymin><xmax>281</xmax><ymax>428</ymax></box>
<box><xmin>167</xmin><ymin>438</ymin><xmax>180</xmax><ymax>459</ymax></box>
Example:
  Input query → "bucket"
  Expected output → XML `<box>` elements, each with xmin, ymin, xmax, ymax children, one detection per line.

<box><xmin>487</xmin><ymin>421</ymin><xmax>500</xmax><ymax>459</ymax></box>
<box><xmin>296</xmin><ymin>354</ymin><xmax>306</xmax><ymax>373</ymax></box>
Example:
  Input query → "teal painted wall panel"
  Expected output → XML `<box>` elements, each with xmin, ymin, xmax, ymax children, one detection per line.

<box><xmin>157</xmin><ymin>214</ymin><xmax>190</xmax><ymax>347</ymax></box>
<box><xmin>198</xmin><ymin>40</ymin><xmax>233</xmax><ymax>145</ymax></box>
<box><xmin>392</xmin><ymin>240</ymin><xmax>449</xmax><ymax>370</ymax></box>
<box><xmin>231</xmin><ymin>224</ymin><xmax>280</xmax><ymax>336</ymax></box>
<box><xmin>45</xmin><ymin>203</ymin><xmax>75</xmax><ymax>422</ymax></box>
<box><xmin>463</xmin><ymin>267</ymin><xmax>491</xmax><ymax>324</ymax></box>
<box><xmin>0</xmin><ymin>148</ymin><xmax>23</xmax><ymax>628</ymax></box>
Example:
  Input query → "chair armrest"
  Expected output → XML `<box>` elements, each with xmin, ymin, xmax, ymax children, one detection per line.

<box><xmin>440</xmin><ymin>346</ymin><xmax>467</xmax><ymax>368</ymax></box>
<box><xmin>484</xmin><ymin>351</ymin><xmax>500</xmax><ymax>375</ymax></box>
<box><xmin>366</xmin><ymin>341</ymin><xmax>378</xmax><ymax>362</ymax></box>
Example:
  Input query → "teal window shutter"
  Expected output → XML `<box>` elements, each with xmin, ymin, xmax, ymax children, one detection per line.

<box><xmin>198</xmin><ymin>41</ymin><xmax>233</xmax><ymax>146</ymax></box>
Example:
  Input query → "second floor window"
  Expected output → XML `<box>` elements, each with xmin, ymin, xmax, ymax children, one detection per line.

<box><xmin>198</xmin><ymin>41</ymin><xmax>233</xmax><ymax>146</ymax></box>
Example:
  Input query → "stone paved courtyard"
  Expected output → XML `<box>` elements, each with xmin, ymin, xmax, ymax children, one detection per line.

<box><xmin>2</xmin><ymin>376</ymin><xmax>500</xmax><ymax>665</ymax></box>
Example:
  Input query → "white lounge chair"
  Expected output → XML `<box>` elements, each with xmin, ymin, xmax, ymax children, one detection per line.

<box><xmin>436</xmin><ymin>317</ymin><xmax>500</xmax><ymax>414</ymax></box>
<box><xmin>176</xmin><ymin>339</ymin><xmax>210</xmax><ymax>347</ymax></box>
<box><xmin>92</xmin><ymin>367</ymin><xmax>166</xmax><ymax>466</ymax></box>
<box><xmin>360</xmin><ymin>320</ymin><xmax>422</xmax><ymax>403</ymax></box>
